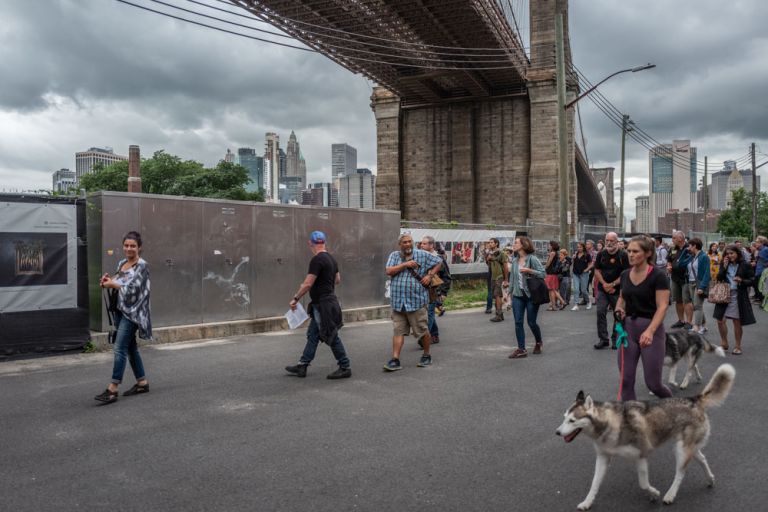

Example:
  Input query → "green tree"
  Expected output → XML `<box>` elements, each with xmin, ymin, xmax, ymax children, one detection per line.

<box><xmin>79</xmin><ymin>161</ymin><xmax>128</xmax><ymax>192</ymax></box>
<box><xmin>717</xmin><ymin>188</ymin><xmax>768</xmax><ymax>237</ymax></box>
<box><xmin>78</xmin><ymin>151</ymin><xmax>264</xmax><ymax>202</ymax></box>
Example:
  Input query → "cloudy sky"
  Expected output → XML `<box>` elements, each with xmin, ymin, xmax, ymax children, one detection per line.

<box><xmin>1</xmin><ymin>0</ymin><xmax>767</xmax><ymax>222</ymax></box>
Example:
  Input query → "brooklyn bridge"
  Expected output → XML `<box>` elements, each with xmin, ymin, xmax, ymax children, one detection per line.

<box><xmin>229</xmin><ymin>0</ymin><xmax>609</xmax><ymax>229</ymax></box>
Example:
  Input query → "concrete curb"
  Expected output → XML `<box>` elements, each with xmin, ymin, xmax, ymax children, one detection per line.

<box><xmin>89</xmin><ymin>305</ymin><xmax>391</xmax><ymax>351</ymax></box>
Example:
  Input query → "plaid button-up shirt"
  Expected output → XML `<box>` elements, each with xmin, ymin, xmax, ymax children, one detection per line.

<box><xmin>387</xmin><ymin>249</ymin><xmax>443</xmax><ymax>312</ymax></box>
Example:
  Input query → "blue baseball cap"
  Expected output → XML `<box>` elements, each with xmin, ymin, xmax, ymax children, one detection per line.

<box><xmin>310</xmin><ymin>231</ymin><xmax>326</xmax><ymax>244</ymax></box>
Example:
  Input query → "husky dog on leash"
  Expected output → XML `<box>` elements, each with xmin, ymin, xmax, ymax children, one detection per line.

<box><xmin>665</xmin><ymin>329</ymin><xmax>726</xmax><ymax>389</ymax></box>
<box><xmin>556</xmin><ymin>364</ymin><xmax>735</xmax><ymax>510</ymax></box>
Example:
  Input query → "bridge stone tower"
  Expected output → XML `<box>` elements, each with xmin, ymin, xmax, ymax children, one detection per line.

<box><xmin>371</xmin><ymin>0</ymin><xmax>577</xmax><ymax>230</ymax></box>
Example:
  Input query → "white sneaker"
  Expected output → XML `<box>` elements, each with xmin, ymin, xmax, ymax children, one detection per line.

<box><xmin>586</xmin><ymin>302</ymin><xmax>592</xmax><ymax>310</ymax></box>
<box><xmin>571</xmin><ymin>305</ymin><xmax>579</xmax><ymax>311</ymax></box>
<box><xmin>698</xmin><ymin>326</ymin><xmax>708</xmax><ymax>334</ymax></box>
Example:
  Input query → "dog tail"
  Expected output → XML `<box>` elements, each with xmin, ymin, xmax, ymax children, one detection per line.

<box><xmin>701</xmin><ymin>336</ymin><xmax>726</xmax><ymax>357</ymax></box>
<box><xmin>698</xmin><ymin>364</ymin><xmax>736</xmax><ymax>408</ymax></box>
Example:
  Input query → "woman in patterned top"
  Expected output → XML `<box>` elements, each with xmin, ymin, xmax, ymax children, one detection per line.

<box><xmin>708</xmin><ymin>242</ymin><xmax>721</xmax><ymax>282</ymax></box>
<box><xmin>95</xmin><ymin>231</ymin><xmax>152</xmax><ymax>404</ymax></box>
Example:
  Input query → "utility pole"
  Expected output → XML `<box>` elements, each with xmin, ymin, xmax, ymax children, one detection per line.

<box><xmin>555</xmin><ymin>13</ymin><xmax>570</xmax><ymax>251</ymax></box>
<box><xmin>752</xmin><ymin>142</ymin><xmax>758</xmax><ymax>241</ymax></box>
<box><xmin>704</xmin><ymin>156</ymin><xmax>708</xmax><ymax>232</ymax></box>
<box><xmin>619</xmin><ymin>114</ymin><xmax>629</xmax><ymax>232</ymax></box>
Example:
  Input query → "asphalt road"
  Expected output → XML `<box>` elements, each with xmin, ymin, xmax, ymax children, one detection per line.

<box><xmin>1</xmin><ymin>301</ymin><xmax>766</xmax><ymax>512</ymax></box>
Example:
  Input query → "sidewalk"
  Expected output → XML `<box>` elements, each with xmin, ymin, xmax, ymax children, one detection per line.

<box><xmin>1</xmin><ymin>303</ymin><xmax>765</xmax><ymax>511</ymax></box>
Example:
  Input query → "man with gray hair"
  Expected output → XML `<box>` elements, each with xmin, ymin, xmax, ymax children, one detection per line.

<box><xmin>593</xmin><ymin>231</ymin><xmax>629</xmax><ymax>349</ymax></box>
<box><xmin>384</xmin><ymin>233</ymin><xmax>443</xmax><ymax>371</ymax></box>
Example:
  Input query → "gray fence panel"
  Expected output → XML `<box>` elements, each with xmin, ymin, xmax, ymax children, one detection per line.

<box><xmin>139</xmin><ymin>196</ymin><xmax>204</xmax><ymax>327</ymax></box>
<box><xmin>252</xmin><ymin>204</ymin><xmax>297</xmax><ymax>318</ymax></box>
<box><xmin>202</xmin><ymin>201</ymin><xmax>253</xmax><ymax>323</ymax></box>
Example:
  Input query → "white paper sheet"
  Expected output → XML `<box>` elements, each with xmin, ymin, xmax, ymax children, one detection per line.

<box><xmin>285</xmin><ymin>302</ymin><xmax>309</xmax><ymax>329</ymax></box>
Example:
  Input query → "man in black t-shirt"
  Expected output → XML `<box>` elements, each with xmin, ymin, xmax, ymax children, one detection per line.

<box><xmin>593</xmin><ymin>232</ymin><xmax>630</xmax><ymax>349</ymax></box>
<box><xmin>285</xmin><ymin>231</ymin><xmax>351</xmax><ymax>380</ymax></box>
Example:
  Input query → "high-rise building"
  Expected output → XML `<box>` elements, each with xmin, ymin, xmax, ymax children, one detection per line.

<box><xmin>279</xmin><ymin>176</ymin><xmax>303</xmax><ymax>204</ymax></box>
<box><xmin>223</xmin><ymin>148</ymin><xmax>235</xmax><ymax>163</ymax></box>
<box><xmin>708</xmin><ymin>162</ymin><xmax>760</xmax><ymax>210</ymax></box>
<box><xmin>301</xmin><ymin>182</ymin><xmax>335</xmax><ymax>207</ymax></box>
<box><xmin>279</xmin><ymin>148</ymin><xmax>287</xmax><ymax>178</ymax></box>
<box><xmin>75</xmin><ymin>147</ymin><xmax>127</xmax><ymax>182</ymax></box>
<box><xmin>52</xmin><ymin>168</ymin><xmax>76</xmax><ymax>193</ymax></box>
<box><xmin>264</xmin><ymin>133</ymin><xmax>280</xmax><ymax>201</ymax></box>
<box><xmin>236</xmin><ymin>148</ymin><xmax>264</xmax><ymax>193</ymax></box>
<box><xmin>648</xmin><ymin>141</ymin><xmax>697</xmax><ymax>231</ymax></box>
<box><xmin>634</xmin><ymin>195</ymin><xmax>650</xmax><ymax>234</ymax></box>
<box><xmin>332</xmin><ymin>143</ymin><xmax>357</xmax><ymax>178</ymax></box>
<box><xmin>338</xmin><ymin>168</ymin><xmax>376</xmax><ymax>209</ymax></box>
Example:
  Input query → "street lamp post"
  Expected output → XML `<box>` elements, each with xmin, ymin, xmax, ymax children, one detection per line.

<box><xmin>557</xmin><ymin>48</ymin><xmax>654</xmax><ymax>246</ymax></box>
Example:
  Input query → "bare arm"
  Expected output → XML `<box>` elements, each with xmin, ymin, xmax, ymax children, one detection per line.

<box><xmin>289</xmin><ymin>274</ymin><xmax>317</xmax><ymax>310</ymax></box>
<box><xmin>639</xmin><ymin>288</ymin><xmax>670</xmax><ymax>347</ymax></box>
<box><xmin>386</xmin><ymin>260</ymin><xmax>417</xmax><ymax>277</ymax></box>
<box><xmin>335</xmin><ymin>272</ymin><xmax>341</xmax><ymax>285</ymax></box>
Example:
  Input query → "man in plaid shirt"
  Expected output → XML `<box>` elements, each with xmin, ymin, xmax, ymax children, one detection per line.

<box><xmin>384</xmin><ymin>233</ymin><xmax>443</xmax><ymax>371</ymax></box>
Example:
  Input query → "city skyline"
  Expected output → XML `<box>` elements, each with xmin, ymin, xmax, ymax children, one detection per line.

<box><xmin>1</xmin><ymin>1</ymin><xmax>767</xmax><ymax>221</ymax></box>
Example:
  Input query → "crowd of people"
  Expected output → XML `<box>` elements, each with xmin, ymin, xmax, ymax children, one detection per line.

<box><xmin>94</xmin><ymin>228</ymin><xmax>765</xmax><ymax>405</ymax></box>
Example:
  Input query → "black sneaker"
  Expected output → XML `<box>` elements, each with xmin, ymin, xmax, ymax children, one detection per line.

<box><xmin>431</xmin><ymin>335</ymin><xmax>440</xmax><ymax>344</ymax></box>
<box><xmin>683</xmin><ymin>323</ymin><xmax>693</xmax><ymax>331</ymax></box>
<box><xmin>671</xmin><ymin>320</ymin><xmax>685</xmax><ymax>329</ymax></box>
<box><xmin>123</xmin><ymin>383</ymin><xmax>149</xmax><ymax>396</ymax></box>
<box><xmin>593</xmin><ymin>341</ymin><xmax>610</xmax><ymax>350</ymax></box>
<box><xmin>327</xmin><ymin>367</ymin><xmax>351</xmax><ymax>380</ymax></box>
<box><xmin>417</xmin><ymin>354</ymin><xmax>432</xmax><ymax>367</ymax></box>
<box><xmin>285</xmin><ymin>364</ymin><xmax>308</xmax><ymax>378</ymax></box>
<box><xmin>94</xmin><ymin>388</ymin><xmax>118</xmax><ymax>404</ymax></box>
<box><xmin>383</xmin><ymin>358</ymin><xmax>402</xmax><ymax>372</ymax></box>
<box><xmin>490</xmin><ymin>313</ymin><xmax>504</xmax><ymax>322</ymax></box>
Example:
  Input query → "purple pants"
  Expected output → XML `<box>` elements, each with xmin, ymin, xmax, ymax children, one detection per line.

<box><xmin>618</xmin><ymin>317</ymin><xmax>672</xmax><ymax>401</ymax></box>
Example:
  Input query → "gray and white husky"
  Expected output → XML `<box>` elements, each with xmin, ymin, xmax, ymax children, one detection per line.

<box><xmin>665</xmin><ymin>329</ymin><xmax>725</xmax><ymax>389</ymax></box>
<box><xmin>556</xmin><ymin>364</ymin><xmax>735</xmax><ymax>510</ymax></box>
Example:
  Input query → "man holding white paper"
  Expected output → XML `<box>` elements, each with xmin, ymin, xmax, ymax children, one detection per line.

<box><xmin>285</xmin><ymin>231</ymin><xmax>351</xmax><ymax>379</ymax></box>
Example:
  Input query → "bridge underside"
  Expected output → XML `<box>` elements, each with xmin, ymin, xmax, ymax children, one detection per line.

<box><xmin>236</xmin><ymin>0</ymin><xmax>608</xmax><ymax>230</ymax></box>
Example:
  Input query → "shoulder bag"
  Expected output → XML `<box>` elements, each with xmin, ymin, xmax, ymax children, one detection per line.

<box><xmin>523</xmin><ymin>256</ymin><xmax>549</xmax><ymax>306</ymax></box>
<box><xmin>707</xmin><ymin>281</ymin><xmax>730</xmax><ymax>304</ymax></box>
<box><xmin>407</xmin><ymin>266</ymin><xmax>444</xmax><ymax>303</ymax></box>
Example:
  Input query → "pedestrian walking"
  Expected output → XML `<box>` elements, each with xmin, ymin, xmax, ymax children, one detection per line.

<box><xmin>585</xmin><ymin>239</ymin><xmax>597</xmax><ymax>305</ymax></box>
<box><xmin>384</xmin><ymin>233</ymin><xmax>443</xmax><ymax>371</ymax></box>
<box><xmin>420</xmin><ymin>236</ymin><xmax>451</xmax><ymax>344</ymax></box>
<box><xmin>713</xmin><ymin>245</ymin><xmax>756</xmax><ymax>355</ymax></box>
<box><xmin>508</xmin><ymin>236</ymin><xmax>546</xmax><ymax>359</ymax></box>
<box><xmin>593</xmin><ymin>232</ymin><xmax>630</xmax><ymax>349</ymax></box>
<box><xmin>571</xmin><ymin>242</ymin><xmax>592</xmax><ymax>310</ymax></box>
<box><xmin>654</xmin><ymin>236</ymin><xmax>668</xmax><ymax>272</ymax></box>
<box><xmin>486</xmin><ymin>237</ymin><xmax>509</xmax><ymax>322</ymax></box>
<box><xmin>558</xmin><ymin>248</ymin><xmax>572</xmax><ymax>308</ymax></box>
<box><xmin>285</xmin><ymin>231</ymin><xmax>351</xmax><ymax>379</ymax></box>
<box><xmin>544</xmin><ymin>241</ymin><xmax>566</xmax><ymax>310</ymax></box>
<box><xmin>94</xmin><ymin>231</ymin><xmax>152</xmax><ymax>404</ymax></box>
<box><xmin>708</xmin><ymin>242</ymin><xmax>722</xmax><ymax>282</ymax></box>
<box><xmin>682</xmin><ymin>238</ymin><xmax>710</xmax><ymax>334</ymax></box>
<box><xmin>753</xmin><ymin>236</ymin><xmax>768</xmax><ymax>304</ymax></box>
<box><xmin>614</xmin><ymin>236</ymin><xmax>673</xmax><ymax>400</ymax></box>
<box><xmin>666</xmin><ymin>231</ymin><xmax>689</xmax><ymax>329</ymax></box>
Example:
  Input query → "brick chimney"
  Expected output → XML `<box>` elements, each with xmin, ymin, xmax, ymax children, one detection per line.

<box><xmin>127</xmin><ymin>145</ymin><xmax>142</xmax><ymax>193</ymax></box>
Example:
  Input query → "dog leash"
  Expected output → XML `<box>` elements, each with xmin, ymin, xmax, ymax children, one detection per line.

<box><xmin>615</xmin><ymin>319</ymin><xmax>628</xmax><ymax>400</ymax></box>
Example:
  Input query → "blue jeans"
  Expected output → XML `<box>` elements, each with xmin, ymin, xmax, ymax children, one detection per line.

<box><xmin>486</xmin><ymin>271</ymin><xmax>493</xmax><ymax>310</ymax></box>
<box><xmin>512</xmin><ymin>294</ymin><xmax>542</xmax><ymax>350</ymax></box>
<box><xmin>111</xmin><ymin>310</ymin><xmax>146</xmax><ymax>384</ymax></box>
<box><xmin>300</xmin><ymin>308</ymin><xmax>350</xmax><ymax>368</ymax></box>
<box><xmin>572</xmin><ymin>273</ymin><xmax>590</xmax><ymax>304</ymax></box>
<box><xmin>427</xmin><ymin>301</ymin><xmax>439</xmax><ymax>337</ymax></box>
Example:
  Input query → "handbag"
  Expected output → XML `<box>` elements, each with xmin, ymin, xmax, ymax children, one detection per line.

<box><xmin>707</xmin><ymin>281</ymin><xmax>731</xmax><ymax>304</ymax></box>
<box><xmin>525</xmin><ymin>274</ymin><xmax>549</xmax><ymax>306</ymax></box>
<box><xmin>407</xmin><ymin>267</ymin><xmax>443</xmax><ymax>303</ymax></box>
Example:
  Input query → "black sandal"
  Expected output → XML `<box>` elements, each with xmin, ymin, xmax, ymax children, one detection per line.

<box><xmin>123</xmin><ymin>383</ymin><xmax>150</xmax><ymax>396</ymax></box>
<box><xmin>94</xmin><ymin>388</ymin><xmax>118</xmax><ymax>404</ymax></box>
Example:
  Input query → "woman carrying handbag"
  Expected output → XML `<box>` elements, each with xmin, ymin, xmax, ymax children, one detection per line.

<box><xmin>508</xmin><ymin>236</ymin><xmax>547</xmax><ymax>359</ymax></box>
<box><xmin>712</xmin><ymin>244</ymin><xmax>755</xmax><ymax>355</ymax></box>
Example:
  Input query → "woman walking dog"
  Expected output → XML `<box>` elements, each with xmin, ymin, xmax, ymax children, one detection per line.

<box><xmin>614</xmin><ymin>236</ymin><xmax>672</xmax><ymax>400</ymax></box>
<box><xmin>95</xmin><ymin>231</ymin><xmax>152</xmax><ymax>404</ymax></box>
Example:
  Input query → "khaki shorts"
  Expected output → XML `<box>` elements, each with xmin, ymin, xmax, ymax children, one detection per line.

<box><xmin>392</xmin><ymin>306</ymin><xmax>429</xmax><ymax>338</ymax></box>
<box><xmin>492</xmin><ymin>278</ymin><xmax>505</xmax><ymax>298</ymax></box>
<box><xmin>670</xmin><ymin>279</ymin><xmax>684</xmax><ymax>303</ymax></box>
<box><xmin>682</xmin><ymin>282</ymin><xmax>697</xmax><ymax>304</ymax></box>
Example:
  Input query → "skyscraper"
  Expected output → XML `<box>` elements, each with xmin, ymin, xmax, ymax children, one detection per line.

<box><xmin>332</xmin><ymin>143</ymin><xmax>357</xmax><ymax>178</ymax></box>
<box><xmin>634</xmin><ymin>195</ymin><xmax>650</xmax><ymax>233</ymax></box>
<box><xmin>264</xmin><ymin>133</ymin><xmax>280</xmax><ymax>201</ymax></box>
<box><xmin>648</xmin><ymin>141</ymin><xmax>697</xmax><ymax>231</ymax></box>
<box><xmin>224</xmin><ymin>149</ymin><xmax>235</xmax><ymax>163</ymax></box>
<box><xmin>75</xmin><ymin>147</ymin><xmax>127</xmax><ymax>182</ymax></box>
<box><xmin>52</xmin><ymin>168</ymin><xmax>76</xmax><ymax>193</ymax></box>
<box><xmin>236</xmin><ymin>148</ymin><xmax>264</xmax><ymax>193</ymax></box>
<box><xmin>338</xmin><ymin>168</ymin><xmax>376</xmax><ymax>209</ymax></box>
<box><xmin>279</xmin><ymin>148</ymin><xmax>287</xmax><ymax>179</ymax></box>
<box><xmin>708</xmin><ymin>160</ymin><xmax>760</xmax><ymax>210</ymax></box>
